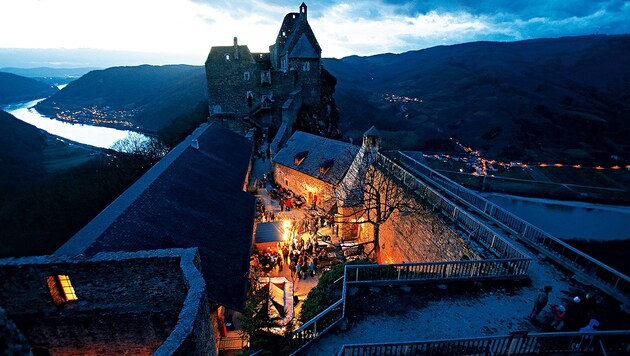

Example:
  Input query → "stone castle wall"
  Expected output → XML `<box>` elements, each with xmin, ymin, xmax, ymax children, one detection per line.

<box><xmin>274</xmin><ymin>164</ymin><xmax>334</xmax><ymax>209</ymax></box>
<box><xmin>377</xmin><ymin>169</ymin><xmax>480</xmax><ymax>264</ymax></box>
<box><xmin>0</xmin><ymin>249</ymin><xmax>214</xmax><ymax>355</ymax></box>
<box><xmin>337</xmin><ymin>163</ymin><xmax>478</xmax><ymax>263</ymax></box>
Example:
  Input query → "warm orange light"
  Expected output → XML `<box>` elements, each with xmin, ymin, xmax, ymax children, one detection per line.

<box><xmin>595</xmin><ymin>166</ymin><xmax>605</xmax><ymax>170</ymax></box>
<box><xmin>611</xmin><ymin>165</ymin><xmax>620</xmax><ymax>170</ymax></box>
<box><xmin>573</xmin><ymin>165</ymin><xmax>581</xmax><ymax>168</ymax></box>
<box><xmin>553</xmin><ymin>163</ymin><xmax>563</xmax><ymax>167</ymax></box>
<box><xmin>282</xmin><ymin>219</ymin><xmax>292</xmax><ymax>241</ymax></box>
<box><xmin>58</xmin><ymin>275</ymin><xmax>78</xmax><ymax>301</ymax></box>
<box><xmin>539</xmin><ymin>163</ymin><xmax>548</xmax><ymax>167</ymax></box>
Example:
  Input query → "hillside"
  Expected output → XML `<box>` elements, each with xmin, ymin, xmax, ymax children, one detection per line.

<box><xmin>0</xmin><ymin>110</ymin><xmax>46</xmax><ymax>190</ymax></box>
<box><xmin>36</xmin><ymin>64</ymin><xmax>207</xmax><ymax>132</ymax></box>
<box><xmin>0</xmin><ymin>67</ymin><xmax>100</xmax><ymax>86</ymax></box>
<box><xmin>323</xmin><ymin>35</ymin><xmax>630</xmax><ymax>164</ymax></box>
<box><xmin>0</xmin><ymin>110</ymin><xmax>98</xmax><ymax>194</ymax></box>
<box><xmin>0</xmin><ymin>72</ymin><xmax>58</xmax><ymax>105</ymax></box>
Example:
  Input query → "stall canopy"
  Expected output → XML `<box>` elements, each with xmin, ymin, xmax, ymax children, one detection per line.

<box><xmin>260</xmin><ymin>277</ymin><xmax>294</xmax><ymax>330</ymax></box>
<box><xmin>255</xmin><ymin>222</ymin><xmax>284</xmax><ymax>250</ymax></box>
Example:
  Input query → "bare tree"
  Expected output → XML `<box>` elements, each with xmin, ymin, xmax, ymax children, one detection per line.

<box><xmin>336</xmin><ymin>157</ymin><xmax>417</xmax><ymax>261</ymax></box>
<box><xmin>111</xmin><ymin>132</ymin><xmax>169</xmax><ymax>163</ymax></box>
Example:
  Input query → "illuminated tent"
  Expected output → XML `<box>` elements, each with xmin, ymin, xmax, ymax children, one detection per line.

<box><xmin>259</xmin><ymin>277</ymin><xmax>294</xmax><ymax>330</ymax></box>
<box><xmin>254</xmin><ymin>222</ymin><xmax>284</xmax><ymax>250</ymax></box>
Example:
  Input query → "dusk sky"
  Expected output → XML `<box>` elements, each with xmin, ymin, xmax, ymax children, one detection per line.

<box><xmin>1</xmin><ymin>0</ymin><xmax>628</xmax><ymax>66</ymax></box>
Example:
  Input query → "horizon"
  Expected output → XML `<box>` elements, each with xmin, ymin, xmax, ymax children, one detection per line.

<box><xmin>1</xmin><ymin>0</ymin><xmax>629</xmax><ymax>68</ymax></box>
<box><xmin>0</xmin><ymin>33</ymin><xmax>628</xmax><ymax>70</ymax></box>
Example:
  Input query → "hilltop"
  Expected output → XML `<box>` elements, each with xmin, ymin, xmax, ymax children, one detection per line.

<box><xmin>0</xmin><ymin>72</ymin><xmax>58</xmax><ymax>105</ymax></box>
<box><xmin>324</xmin><ymin>34</ymin><xmax>630</xmax><ymax>164</ymax></box>
<box><xmin>36</xmin><ymin>64</ymin><xmax>207</xmax><ymax>133</ymax></box>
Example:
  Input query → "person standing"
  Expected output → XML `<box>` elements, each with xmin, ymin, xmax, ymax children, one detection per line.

<box><xmin>529</xmin><ymin>285</ymin><xmax>552</xmax><ymax>322</ymax></box>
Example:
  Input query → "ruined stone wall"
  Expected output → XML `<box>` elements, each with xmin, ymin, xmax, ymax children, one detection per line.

<box><xmin>274</xmin><ymin>164</ymin><xmax>334</xmax><ymax>208</ymax></box>
<box><xmin>289</xmin><ymin>58</ymin><xmax>321</xmax><ymax>105</ymax></box>
<box><xmin>269</xmin><ymin>95</ymin><xmax>303</xmax><ymax>156</ymax></box>
<box><xmin>206</xmin><ymin>61</ymin><xmax>260</xmax><ymax>116</ymax></box>
<box><xmin>156</xmin><ymin>250</ymin><xmax>216</xmax><ymax>356</ymax></box>
<box><xmin>0</xmin><ymin>249</ymin><xmax>214</xmax><ymax>356</ymax></box>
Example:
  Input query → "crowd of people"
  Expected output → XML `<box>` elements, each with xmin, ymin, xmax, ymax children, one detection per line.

<box><xmin>252</xmin><ymin>189</ymin><xmax>339</xmax><ymax>281</ymax></box>
<box><xmin>529</xmin><ymin>285</ymin><xmax>599</xmax><ymax>332</ymax></box>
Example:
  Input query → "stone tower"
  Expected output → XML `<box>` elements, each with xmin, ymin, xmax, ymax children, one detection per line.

<box><xmin>362</xmin><ymin>126</ymin><xmax>381</xmax><ymax>152</ymax></box>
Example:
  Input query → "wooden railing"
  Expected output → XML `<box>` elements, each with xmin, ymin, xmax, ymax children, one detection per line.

<box><xmin>383</xmin><ymin>151</ymin><xmax>630</xmax><ymax>306</ymax></box>
<box><xmin>337</xmin><ymin>330</ymin><xmax>630</xmax><ymax>355</ymax></box>
<box><xmin>218</xmin><ymin>335</ymin><xmax>248</xmax><ymax>351</ymax></box>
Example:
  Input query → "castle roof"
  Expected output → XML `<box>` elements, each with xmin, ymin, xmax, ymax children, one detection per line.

<box><xmin>205</xmin><ymin>45</ymin><xmax>255</xmax><ymax>64</ymax></box>
<box><xmin>278</xmin><ymin>8</ymin><xmax>321</xmax><ymax>59</ymax></box>
<box><xmin>56</xmin><ymin>123</ymin><xmax>256</xmax><ymax>312</ymax></box>
<box><xmin>273</xmin><ymin>131</ymin><xmax>358</xmax><ymax>186</ymax></box>
<box><xmin>364</xmin><ymin>126</ymin><xmax>380</xmax><ymax>137</ymax></box>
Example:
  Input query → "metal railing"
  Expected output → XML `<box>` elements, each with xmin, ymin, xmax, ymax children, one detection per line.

<box><xmin>375</xmin><ymin>154</ymin><xmax>530</xmax><ymax>263</ymax></box>
<box><xmin>291</xmin><ymin>298</ymin><xmax>345</xmax><ymax>353</ymax></box>
<box><xmin>384</xmin><ymin>151</ymin><xmax>630</xmax><ymax>306</ymax></box>
<box><xmin>344</xmin><ymin>259</ymin><xmax>530</xmax><ymax>286</ymax></box>
<box><xmin>289</xmin><ymin>156</ymin><xmax>536</xmax><ymax>355</ymax></box>
<box><xmin>337</xmin><ymin>330</ymin><xmax>630</xmax><ymax>355</ymax></box>
<box><xmin>290</xmin><ymin>257</ymin><xmax>530</xmax><ymax>355</ymax></box>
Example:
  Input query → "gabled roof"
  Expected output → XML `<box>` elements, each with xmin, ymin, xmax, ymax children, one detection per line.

<box><xmin>273</xmin><ymin>131</ymin><xmax>358</xmax><ymax>185</ymax></box>
<box><xmin>279</xmin><ymin>11</ymin><xmax>321</xmax><ymax>58</ymax></box>
<box><xmin>55</xmin><ymin>123</ymin><xmax>256</xmax><ymax>312</ymax></box>
<box><xmin>289</xmin><ymin>34</ymin><xmax>320</xmax><ymax>59</ymax></box>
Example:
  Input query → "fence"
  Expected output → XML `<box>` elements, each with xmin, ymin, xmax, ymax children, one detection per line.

<box><xmin>289</xmin><ymin>154</ymin><xmax>535</xmax><ymax>355</ymax></box>
<box><xmin>384</xmin><ymin>151</ymin><xmax>630</xmax><ymax>306</ymax></box>
<box><xmin>374</xmin><ymin>153</ymin><xmax>529</xmax><ymax>262</ymax></box>
<box><xmin>290</xmin><ymin>257</ymin><xmax>530</xmax><ymax>355</ymax></box>
<box><xmin>344</xmin><ymin>260</ymin><xmax>530</xmax><ymax>286</ymax></box>
<box><xmin>337</xmin><ymin>330</ymin><xmax>630</xmax><ymax>355</ymax></box>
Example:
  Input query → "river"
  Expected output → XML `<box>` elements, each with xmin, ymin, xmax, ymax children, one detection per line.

<box><xmin>483</xmin><ymin>193</ymin><xmax>630</xmax><ymax>241</ymax></box>
<box><xmin>3</xmin><ymin>98</ymin><xmax>142</xmax><ymax>149</ymax></box>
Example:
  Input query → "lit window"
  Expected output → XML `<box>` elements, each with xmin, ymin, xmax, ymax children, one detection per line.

<box><xmin>224</xmin><ymin>53</ymin><xmax>230</xmax><ymax>61</ymax></box>
<box><xmin>47</xmin><ymin>275</ymin><xmax>78</xmax><ymax>304</ymax></box>
<box><xmin>58</xmin><ymin>275</ymin><xmax>78</xmax><ymax>301</ymax></box>
<box><xmin>294</xmin><ymin>151</ymin><xmax>308</xmax><ymax>165</ymax></box>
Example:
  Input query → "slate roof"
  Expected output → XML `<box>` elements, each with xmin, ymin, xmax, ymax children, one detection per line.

<box><xmin>289</xmin><ymin>34</ymin><xmax>320</xmax><ymax>59</ymax></box>
<box><xmin>279</xmin><ymin>10</ymin><xmax>321</xmax><ymax>58</ymax></box>
<box><xmin>56</xmin><ymin>123</ymin><xmax>256</xmax><ymax>312</ymax></box>
<box><xmin>273</xmin><ymin>131</ymin><xmax>358</xmax><ymax>186</ymax></box>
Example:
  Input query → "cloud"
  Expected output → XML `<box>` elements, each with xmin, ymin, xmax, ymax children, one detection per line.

<box><xmin>0</xmin><ymin>0</ymin><xmax>628</xmax><ymax>64</ymax></box>
<box><xmin>308</xmin><ymin>0</ymin><xmax>630</xmax><ymax>57</ymax></box>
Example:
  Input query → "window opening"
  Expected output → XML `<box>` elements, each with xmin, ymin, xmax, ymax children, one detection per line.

<box><xmin>47</xmin><ymin>274</ymin><xmax>78</xmax><ymax>304</ymax></box>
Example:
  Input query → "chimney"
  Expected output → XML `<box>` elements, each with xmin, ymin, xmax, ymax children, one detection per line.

<box><xmin>233</xmin><ymin>37</ymin><xmax>239</xmax><ymax>60</ymax></box>
<box><xmin>191</xmin><ymin>139</ymin><xmax>199</xmax><ymax>150</ymax></box>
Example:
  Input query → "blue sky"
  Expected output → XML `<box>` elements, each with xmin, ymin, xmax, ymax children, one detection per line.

<box><xmin>0</xmin><ymin>0</ymin><xmax>628</xmax><ymax>66</ymax></box>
